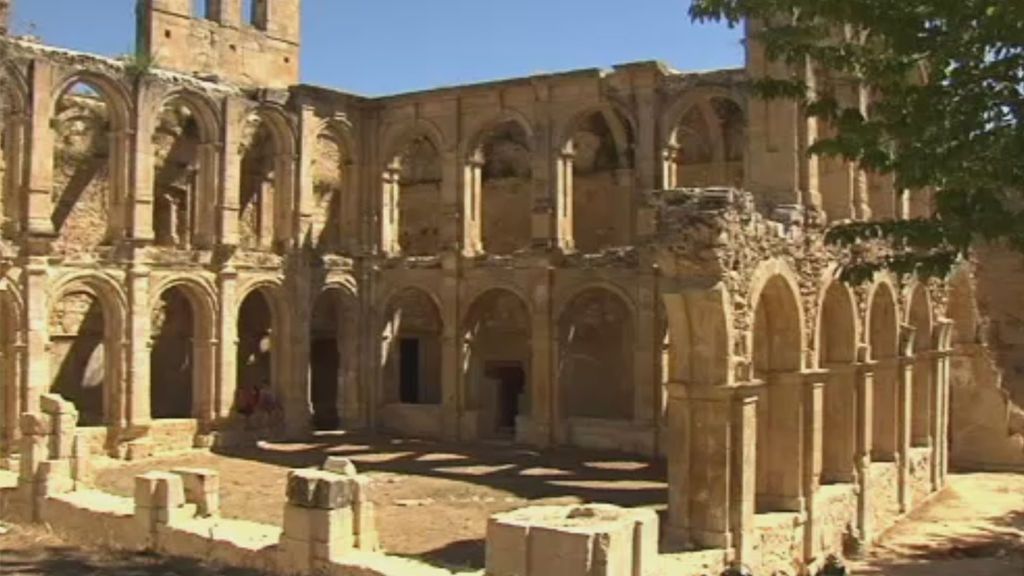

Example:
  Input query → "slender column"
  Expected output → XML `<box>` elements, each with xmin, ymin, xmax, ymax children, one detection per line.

<box><xmin>380</xmin><ymin>169</ymin><xmax>400</xmax><ymax>256</ymax></box>
<box><xmin>130</xmin><ymin>85</ymin><xmax>156</xmax><ymax>243</ymax></box>
<box><xmin>108</xmin><ymin>128</ymin><xmax>133</xmax><ymax>242</ymax></box>
<box><xmin>21</xmin><ymin>260</ymin><xmax>50</xmax><ymax>415</ymax></box>
<box><xmin>760</xmin><ymin>371</ymin><xmax>806</xmax><ymax>513</ymax></box>
<box><xmin>217</xmin><ymin>98</ymin><xmax>243</xmax><ymax>246</ymax></box>
<box><xmin>462</xmin><ymin>155</ymin><xmax>483</xmax><ymax>256</ymax></box>
<box><xmin>283</xmin><ymin>265</ymin><xmax>311</xmax><ymax>440</ymax></box>
<box><xmin>731</xmin><ymin>387</ymin><xmax>759</xmax><ymax>565</ymax></box>
<box><xmin>527</xmin><ymin>267</ymin><xmax>554</xmax><ymax>447</ymax></box>
<box><xmin>125</xmin><ymin>265</ymin><xmax>152</xmax><ymax>429</ymax></box>
<box><xmin>214</xmin><ymin>267</ymin><xmax>238</xmax><ymax>419</ymax></box>
<box><xmin>633</xmin><ymin>280</ymin><xmax>657</xmax><ymax>430</ymax></box>
<box><xmin>854</xmin><ymin>358</ymin><xmax>875</xmax><ymax>545</ymax></box>
<box><xmin>897</xmin><ymin>357</ymin><xmax>914</xmax><ymax>512</ymax></box>
<box><xmin>3</xmin><ymin>113</ymin><xmax>26</xmax><ymax>237</ymax></box>
<box><xmin>661</xmin><ymin>147</ymin><xmax>678</xmax><ymax>189</ymax></box>
<box><xmin>194</xmin><ymin>142</ymin><xmax>219</xmax><ymax>248</ymax></box>
<box><xmin>439</xmin><ymin>150</ymin><xmax>460</xmax><ymax>253</ymax></box>
<box><xmin>555</xmin><ymin>151</ymin><xmax>574</xmax><ymax>252</ymax></box>
<box><xmin>803</xmin><ymin>373</ymin><xmax>826</xmax><ymax>559</ymax></box>
<box><xmin>25</xmin><ymin>60</ymin><xmax>56</xmax><ymax>236</ymax></box>
<box><xmin>440</xmin><ymin>278</ymin><xmax>460</xmax><ymax>440</ymax></box>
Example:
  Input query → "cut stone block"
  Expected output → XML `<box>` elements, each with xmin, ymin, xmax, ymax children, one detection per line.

<box><xmin>40</xmin><ymin>393</ymin><xmax>77</xmax><ymax>416</ymax></box>
<box><xmin>323</xmin><ymin>456</ymin><xmax>358</xmax><ymax>476</ymax></box>
<box><xmin>19</xmin><ymin>413</ymin><xmax>48</xmax><ymax>437</ymax></box>
<box><xmin>172</xmin><ymin>468</ymin><xmax>220</xmax><ymax>517</ymax></box>
<box><xmin>286</xmin><ymin>469</ymin><xmax>355</xmax><ymax>510</ymax></box>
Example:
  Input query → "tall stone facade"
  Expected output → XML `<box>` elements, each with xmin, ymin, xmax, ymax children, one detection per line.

<box><xmin>1</xmin><ymin>0</ymin><xmax>1016</xmax><ymax>571</ymax></box>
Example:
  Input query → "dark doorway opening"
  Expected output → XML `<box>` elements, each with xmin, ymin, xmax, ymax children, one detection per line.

<box><xmin>399</xmin><ymin>338</ymin><xmax>420</xmax><ymax>404</ymax></box>
<box><xmin>310</xmin><ymin>338</ymin><xmax>340</xmax><ymax>430</ymax></box>
<box><xmin>487</xmin><ymin>363</ymin><xmax>525</xmax><ymax>437</ymax></box>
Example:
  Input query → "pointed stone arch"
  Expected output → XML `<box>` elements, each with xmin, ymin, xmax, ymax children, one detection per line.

<box><xmin>867</xmin><ymin>277</ymin><xmax>900</xmax><ymax>461</ymax></box>
<box><xmin>817</xmin><ymin>277</ymin><xmax>860</xmax><ymax>484</ymax></box>
<box><xmin>906</xmin><ymin>283</ymin><xmax>934</xmax><ymax>448</ymax></box>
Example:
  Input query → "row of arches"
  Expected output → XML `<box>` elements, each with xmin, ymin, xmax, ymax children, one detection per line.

<box><xmin>0</xmin><ymin>64</ymin><xmax>750</xmax><ymax>261</ymax></box>
<box><xmin>748</xmin><ymin>268</ymin><xmax>940</xmax><ymax>514</ymax></box>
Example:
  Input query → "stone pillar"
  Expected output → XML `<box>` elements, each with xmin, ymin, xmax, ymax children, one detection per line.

<box><xmin>21</xmin><ymin>260</ymin><xmax>50</xmax><ymax>416</ymax></box>
<box><xmin>897</xmin><ymin>357</ymin><xmax>913</xmax><ymax>512</ymax></box>
<box><xmin>279</xmin><ymin>469</ymin><xmax>367</xmax><ymax>573</ymax></box>
<box><xmin>803</xmin><ymin>372</ymin><xmax>826</xmax><ymax>561</ymax></box>
<box><xmin>215</xmin><ymin>267</ymin><xmax>238</xmax><ymax>419</ymax></box>
<box><xmin>525</xmin><ymin>267</ymin><xmax>554</xmax><ymax>447</ymax></box>
<box><xmin>745</xmin><ymin>20</ymin><xmax>807</xmax><ymax>209</ymax></box>
<box><xmin>25</xmin><ymin>61</ymin><xmax>56</xmax><ymax>236</ymax></box>
<box><xmin>666</xmin><ymin>383</ymin><xmax>759</xmax><ymax>558</ymax></box>
<box><xmin>761</xmin><ymin>371</ymin><xmax>806</xmax><ymax>513</ymax></box>
<box><xmin>633</xmin><ymin>279</ymin><xmax>657</xmax><ymax>431</ymax></box>
<box><xmin>933</xmin><ymin>319</ymin><xmax>953</xmax><ymax>489</ymax></box>
<box><xmin>108</xmin><ymin>128</ymin><xmax>133</xmax><ymax>242</ymax></box>
<box><xmin>462</xmin><ymin>155</ymin><xmax>483</xmax><ymax>256</ymax></box>
<box><xmin>218</xmin><ymin>98</ymin><xmax>243</xmax><ymax>246</ymax></box>
<box><xmin>283</xmin><ymin>264</ymin><xmax>312</xmax><ymax>440</ymax></box>
<box><xmin>130</xmin><ymin>86</ymin><xmax>156</xmax><ymax>244</ymax></box>
<box><xmin>295</xmin><ymin>106</ymin><xmax>317</xmax><ymax>247</ymax></box>
<box><xmin>854</xmin><ymin>358</ymin><xmax>875</xmax><ymax>545</ymax></box>
<box><xmin>555</xmin><ymin>151</ymin><xmax>574</xmax><ymax>252</ymax></box>
<box><xmin>125</xmin><ymin>265</ymin><xmax>152</xmax><ymax>429</ymax></box>
<box><xmin>440</xmin><ymin>273</ymin><xmax>460</xmax><ymax>440</ymax></box>
<box><xmin>380</xmin><ymin>168</ymin><xmax>400</xmax><ymax>256</ymax></box>
<box><xmin>530</xmin><ymin>87</ymin><xmax>555</xmax><ymax>250</ymax></box>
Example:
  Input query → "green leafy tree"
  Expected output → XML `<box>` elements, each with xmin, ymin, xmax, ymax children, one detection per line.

<box><xmin>690</xmin><ymin>0</ymin><xmax>1024</xmax><ymax>281</ymax></box>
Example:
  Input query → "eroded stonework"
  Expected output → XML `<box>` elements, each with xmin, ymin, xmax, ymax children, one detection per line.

<box><xmin>0</xmin><ymin>2</ymin><xmax>1017</xmax><ymax>574</ymax></box>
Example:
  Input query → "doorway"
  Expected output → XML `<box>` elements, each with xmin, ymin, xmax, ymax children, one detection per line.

<box><xmin>310</xmin><ymin>338</ymin><xmax>340</xmax><ymax>430</ymax></box>
<box><xmin>399</xmin><ymin>338</ymin><xmax>421</xmax><ymax>404</ymax></box>
<box><xmin>486</xmin><ymin>363</ymin><xmax>525</xmax><ymax>437</ymax></box>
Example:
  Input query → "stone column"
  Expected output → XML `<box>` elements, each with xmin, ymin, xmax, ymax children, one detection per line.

<box><xmin>462</xmin><ymin>155</ymin><xmax>483</xmax><ymax>256</ymax></box>
<box><xmin>295</xmin><ymin>106</ymin><xmax>317</xmax><ymax>248</ymax></box>
<box><xmin>21</xmin><ymin>260</ymin><xmax>50</xmax><ymax>416</ymax></box>
<box><xmin>665</xmin><ymin>383</ymin><xmax>759</xmax><ymax>559</ymax></box>
<box><xmin>633</xmin><ymin>278</ymin><xmax>657</xmax><ymax>434</ymax></box>
<box><xmin>130</xmin><ymin>86</ymin><xmax>156</xmax><ymax>244</ymax></box>
<box><xmin>933</xmin><ymin>319</ymin><xmax>953</xmax><ymax>489</ymax></box>
<box><xmin>554</xmin><ymin>151</ymin><xmax>574</xmax><ymax>252</ymax></box>
<box><xmin>440</xmin><ymin>273</ymin><xmax>460</xmax><ymax>440</ymax></box>
<box><xmin>283</xmin><ymin>263</ymin><xmax>312</xmax><ymax>440</ymax></box>
<box><xmin>897</xmin><ymin>356</ymin><xmax>913</xmax><ymax>512</ymax></box>
<box><xmin>108</xmin><ymin>128</ymin><xmax>133</xmax><ymax>242</ymax></box>
<box><xmin>761</xmin><ymin>371</ymin><xmax>806</xmax><ymax>513</ymax></box>
<box><xmin>802</xmin><ymin>372</ymin><xmax>826</xmax><ymax>561</ymax></box>
<box><xmin>217</xmin><ymin>98</ymin><xmax>243</xmax><ymax>246</ymax></box>
<box><xmin>380</xmin><ymin>168</ymin><xmax>400</xmax><ymax>256</ymax></box>
<box><xmin>125</xmin><ymin>265</ymin><xmax>152</xmax><ymax>429</ymax></box>
<box><xmin>530</xmin><ymin>86</ymin><xmax>555</xmax><ymax>251</ymax></box>
<box><xmin>214</xmin><ymin>267</ymin><xmax>238</xmax><ymax>419</ymax></box>
<box><xmin>525</xmin><ymin>267</ymin><xmax>554</xmax><ymax>448</ymax></box>
<box><xmin>854</xmin><ymin>357</ymin><xmax>875</xmax><ymax>545</ymax></box>
<box><xmin>25</xmin><ymin>60</ymin><xmax>56</xmax><ymax>236</ymax></box>
<box><xmin>439</xmin><ymin>150</ymin><xmax>460</xmax><ymax>253</ymax></box>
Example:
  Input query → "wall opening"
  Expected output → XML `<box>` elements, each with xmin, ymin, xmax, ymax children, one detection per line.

<box><xmin>153</xmin><ymin>100</ymin><xmax>204</xmax><ymax>249</ymax></box>
<box><xmin>463</xmin><ymin>290</ymin><xmax>531</xmax><ymax>437</ymax></box>
<box><xmin>394</xmin><ymin>136</ymin><xmax>442</xmax><ymax>256</ymax></box>
<box><xmin>49</xmin><ymin>290</ymin><xmax>106</xmax><ymax>426</ymax></box>
<box><xmin>869</xmin><ymin>283</ymin><xmax>899</xmax><ymax>461</ymax></box>
<box><xmin>239</xmin><ymin>117</ymin><xmax>278</xmax><ymax>251</ymax></box>
<box><xmin>478</xmin><ymin>122</ymin><xmax>532</xmax><ymax>254</ymax></box>
<box><xmin>819</xmin><ymin>281</ymin><xmax>858</xmax><ymax>484</ymax></box>
<box><xmin>236</xmin><ymin>289</ymin><xmax>274</xmax><ymax>417</ymax></box>
<box><xmin>52</xmin><ymin>81</ymin><xmax>112</xmax><ymax>254</ymax></box>
<box><xmin>310</xmin><ymin>132</ymin><xmax>347</xmax><ymax>252</ymax></box>
<box><xmin>150</xmin><ymin>286</ymin><xmax>194</xmax><ymax>419</ymax></box>
<box><xmin>383</xmin><ymin>289</ymin><xmax>442</xmax><ymax>405</ymax></box>
<box><xmin>558</xmin><ymin>288</ymin><xmax>634</xmax><ymax>421</ymax></box>
<box><xmin>309</xmin><ymin>290</ymin><xmax>343</xmax><ymax>430</ymax></box>
<box><xmin>908</xmin><ymin>286</ymin><xmax>933</xmax><ymax>448</ymax></box>
<box><xmin>568</xmin><ymin>111</ymin><xmax>634</xmax><ymax>252</ymax></box>
<box><xmin>752</xmin><ymin>276</ymin><xmax>803</xmax><ymax>513</ymax></box>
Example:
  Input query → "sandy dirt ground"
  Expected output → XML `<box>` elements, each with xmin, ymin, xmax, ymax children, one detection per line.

<box><xmin>3</xmin><ymin>433</ymin><xmax>1022</xmax><ymax>574</ymax></box>
<box><xmin>90</xmin><ymin>432</ymin><xmax>666</xmax><ymax>569</ymax></box>
<box><xmin>848</xmin><ymin>472</ymin><xmax>1024</xmax><ymax>576</ymax></box>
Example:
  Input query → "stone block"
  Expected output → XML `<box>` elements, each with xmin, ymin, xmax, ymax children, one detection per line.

<box><xmin>323</xmin><ymin>456</ymin><xmax>358</xmax><ymax>476</ymax></box>
<box><xmin>172</xmin><ymin>468</ymin><xmax>220</xmax><ymax>517</ymax></box>
<box><xmin>286</xmin><ymin>469</ymin><xmax>355</xmax><ymax>510</ymax></box>
<box><xmin>19</xmin><ymin>413</ymin><xmax>48</xmax><ymax>437</ymax></box>
<box><xmin>40</xmin><ymin>393</ymin><xmax>77</xmax><ymax>416</ymax></box>
<box><xmin>50</xmin><ymin>414</ymin><xmax>77</xmax><ymax>460</ymax></box>
<box><xmin>278</xmin><ymin>535</ymin><xmax>311</xmax><ymax>575</ymax></box>
<box><xmin>134</xmin><ymin>472</ymin><xmax>185</xmax><ymax>514</ymax></box>
<box><xmin>528</xmin><ymin>525</ymin><xmax>597</xmax><ymax>575</ymax></box>
<box><xmin>71</xmin><ymin>434</ymin><xmax>91</xmax><ymax>484</ymax></box>
<box><xmin>486</xmin><ymin>516</ymin><xmax>531</xmax><ymax>576</ymax></box>
<box><xmin>18</xmin><ymin>435</ymin><xmax>47</xmax><ymax>483</ymax></box>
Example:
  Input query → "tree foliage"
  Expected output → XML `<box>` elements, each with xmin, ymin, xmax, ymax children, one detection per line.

<box><xmin>690</xmin><ymin>0</ymin><xmax>1024</xmax><ymax>282</ymax></box>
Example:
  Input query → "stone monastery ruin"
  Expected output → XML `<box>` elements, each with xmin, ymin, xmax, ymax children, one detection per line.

<box><xmin>1</xmin><ymin>0</ymin><xmax>1023</xmax><ymax>574</ymax></box>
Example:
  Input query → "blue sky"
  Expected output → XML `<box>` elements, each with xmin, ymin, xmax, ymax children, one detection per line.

<box><xmin>12</xmin><ymin>0</ymin><xmax>744</xmax><ymax>96</ymax></box>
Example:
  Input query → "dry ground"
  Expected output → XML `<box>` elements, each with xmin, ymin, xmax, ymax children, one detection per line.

<box><xmin>91</xmin><ymin>432</ymin><xmax>666</xmax><ymax>569</ymax></box>
<box><xmin>3</xmin><ymin>433</ymin><xmax>1021</xmax><ymax>574</ymax></box>
<box><xmin>848</xmin><ymin>472</ymin><xmax>1024</xmax><ymax>576</ymax></box>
